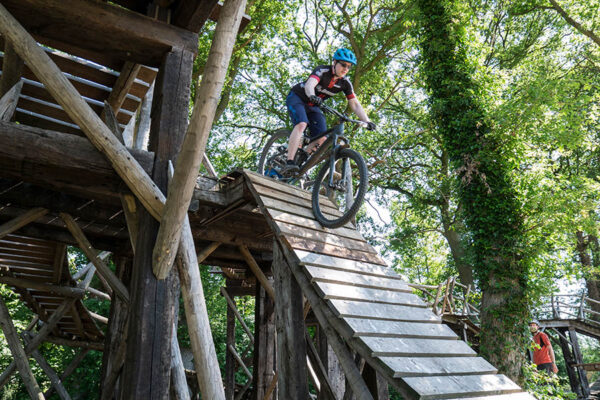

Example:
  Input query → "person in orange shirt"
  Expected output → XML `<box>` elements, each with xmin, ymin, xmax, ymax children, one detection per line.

<box><xmin>530</xmin><ymin>320</ymin><xmax>558</xmax><ymax>374</ymax></box>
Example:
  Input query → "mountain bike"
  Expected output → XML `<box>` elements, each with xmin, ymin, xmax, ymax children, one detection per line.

<box><xmin>257</xmin><ymin>104</ymin><xmax>368</xmax><ymax>229</ymax></box>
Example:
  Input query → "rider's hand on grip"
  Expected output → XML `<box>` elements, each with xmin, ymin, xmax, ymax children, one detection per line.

<box><xmin>366</xmin><ymin>121</ymin><xmax>376</xmax><ymax>131</ymax></box>
<box><xmin>309</xmin><ymin>95</ymin><xmax>322</xmax><ymax>106</ymax></box>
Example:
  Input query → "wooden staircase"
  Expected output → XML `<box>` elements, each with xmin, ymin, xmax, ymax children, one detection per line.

<box><xmin>243</xmin><ymin>170</ymin><xmax>534</xmax><ymax>400</ymax></box>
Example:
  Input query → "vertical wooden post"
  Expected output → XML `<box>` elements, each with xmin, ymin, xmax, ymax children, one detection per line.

<box><xmin>0</xmin><ymin>42</ymin><xmax>24</xmax><ymax>98</ymax></box>
<box><xmin>557</xmin><ymin>328</ymin><xmax>582</xmax><ymax>398</ymax></box>
<box><xmin>99</xmin><ymin>257</ymin><xmax>132</xmax><ymax>400</ymax></box>
<box><xmin>569</xmin><ymin>328</ymin><xmax>590</xmax><ymax>398</ymax></box>
<box><xmin>273</xmin><ymin>244</ymin><xmax>309</xmax><ymax>400</ymax></box>
<box><xmin>0</xmin><ymin>296</ymin><xmax>44</xmax><ymax>399</ymax></box>
<box><xmin>317</xmin><ymin>330</ymin><xmax>345</xmax><ymax>400</ymax></box>
<box><xmin>362</xmin><ymin>363</ymin><xmax>389</xmax><ymax>400</ymax></box>
<box><xmin>120</xmin><ymin>43</ymin><xmax>193</xmax><ymax>398</ymax></box>
<box><xmin>252</xmin><ymin>282</ymin><xmax>276</xmax><ymax>400</ymax></box>
<box><xmin>225</xmin><ymin>305</ymin><xmax>236</xmax><ymax>400</ymax></box>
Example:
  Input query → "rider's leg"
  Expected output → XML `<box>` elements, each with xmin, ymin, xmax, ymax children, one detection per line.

<box><xmin>287</xmin><ymin>122</ymin><xmax>307</xmax><ymax>161</ymax></box>
<box><xmin>304</xmin><ymin>106</ymin><xmax>327</xmax><ymax>154</ymax></box>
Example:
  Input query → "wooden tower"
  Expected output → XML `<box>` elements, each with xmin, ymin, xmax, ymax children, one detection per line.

<box><xmin>0</xmin><ymin>1</ymin><xmax>538</xmax><ymax>399</ymax></box>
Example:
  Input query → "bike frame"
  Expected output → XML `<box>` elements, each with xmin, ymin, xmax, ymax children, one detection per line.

<box><xmin>289</xmin><ymin>105</ymin><xmax>358</xmax><ymax>187</ymax></box>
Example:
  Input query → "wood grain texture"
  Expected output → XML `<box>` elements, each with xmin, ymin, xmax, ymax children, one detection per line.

<box><xmin>328</xmin><ymin>299</ymin><xmax>440</xmax><ymax>323</ymax></box>
<box><xmin>314</xmin><ymin>281</ymin><xmax>426</xmax><ymax>307</ymax></box>
<box><xmin>360</xmin><ymin>336</ymin><xmax>475</xmax><ymax>357</ymax></box>
<box><xmin>296</xmin><ymin>250</ymin><xmax>396</xmax><ymax>277</ymax></box>
<box><xmin>286</xmin><ymin>235</ymin><xmax>385</xmax><ymax>265</ymax></box>
<box><xmin>344</xmin><ymin>318</ymin><xmax>456</xmax><ymax>339</ymax></box>
<box><xmin>378</xmin><ymin>356</ymin><xmax>496</xmax><ymax>378</ymax></box>
<box><xmin>305</xmin><ymin>265</ymin><xmax>411</xmax><ymax>292</ymax></box>
<box><xmin>402</xmin><ymin>374</ymin><xmax>522</xmax><ymax>399</ymax></box>
<box><xmin>1</xmin><ymin>0</ymin><xmax>198</xmax><ymax>66</ymax></box>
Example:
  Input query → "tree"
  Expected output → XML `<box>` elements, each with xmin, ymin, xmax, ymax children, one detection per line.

<box><xmin>415</xmin><ymin>0</ymin><xmax>532</xmax><ymax>380</ymax></box>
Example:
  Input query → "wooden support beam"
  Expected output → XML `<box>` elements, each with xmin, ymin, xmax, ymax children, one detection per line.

<box><xmin>272</xmin><ymin>243</ymin><xmax>309</xmax><ymax>400</ymax></box>
<box><xmin>221</xmin><ymin>287</ymin><xmax>255</xmax><ymax>342</ymax></box>
<box><xmin>0</xmin><ymin>296</ymin><xmax>44</xmax><ymax>399</ymax></box>
<box><xmin>133</xmin><ymin>82</ymin><xmax>153</xmax><ymax>150</ymax></box>
<box><xmin>557</xmin><ymin>328</ymin><xmax>582</xmax><ymax>397</ymax></box>
<box><xmin>102</xmin><ymin>102</ymin><xmax>125</xmax><ymax>145</ymax></box>
<box><xmin>0</xmin><ymin>298</ymin><xmax>76</xmax><ymax>389</ymax></box>
<box><xmin>305</xmin><ymin>329</ymin><xmax>337</xmax><ymax>400</ymax></box>
<box><xmin>177</xmin><ymin>235</ymin><xmax>225</xmax><ymax>399</ymax></box>
<box><xmin>42</xmin><ymin>336</ymin><xmax>104</xmax><ymax>351</ymax></box>
<box><xmin>239</xmin><ymin>245</ymin><xmax>275</xmax><ymax>301</ymax></box>
<box><xmin>152</xmin><ymin>0</ymin><xmax>247</xmax><ymax>279</ymax></box>
<box><xmin>274</xmin><ymin>241</ymin><xmax>373</xmax><ymax>400</ymax></box>
<box><xmin>0</xmin><ymin>207</ymin><xmax>48</xmax><ymax>240</ymax></box>
<box><xmin>173</xmin><ymin>0</ymin><xmax>219</xmax><ymax>32</ymax></box>
<box><xmin>89</xmin><ymin>311</ymin><xmax>108</xmax><ymax>325</ymax></box>
<box><xmin>0</xmin><ymin>0</ymin><xmax>198</xmax><ymax>66</ymax></box>
<box><xmin>22</xmin><ymin>332</ymin><xmax>72</xmax><ymax>400</ymax></box>
<box><xmin>121</xmin><ymin>47</ymin><xmax>193</xmax><ymax>399</ymax></box>
<box><xmin>252</xmin><ymin>283</ymin><xmax>276</xmax><ymax>400</ymax></box>
<box><xmin>0</xmin><ymin>276</ymin><xmax>85</xmax><ymax>298</ymax></box>
<box><xmin>104</xmin><ymin>62</ymin><xmax>142</xmax><ymax>118</ymax></box>
<box><xmin>0</xmin><ymin>42</ymin><xmax>24</xmax><ymax>98</ymax></box>
<box><xmin>225</xmin><ymin>305</ymin><xmax>236</xmax><ymax>400</ymax></box>
<box><xmin>171</xmin><ymin>323</ymin><xmax>191</xmax><ymax>400</ymax></box>
<box><xmin>0</xmin><ymin>121</ymin><xmax>154</xmax><ymax>201</ymax></box>
<box><xmin>0</xmin><ymin>5</ymin><xmax>166</xmax><ymax>220</ymax></box>
<box><xmin>44</xmin><ymin>349</ymin><xmax>89</xmax><ymax>398</ymax></box>
<box><xmin>0</xmin><ymin>81</ymin><xmax>22</xmax><ymax>121</ymax></box>
<box><xmin>60</xmin><ymin>213</ymin><xmax>129</xmax><ymax>303</ymax></box>
<box><xmin>569</xmin><ymin>328</ymin><xmax>590</xmax><ymax>398</ymax></box>
<box><xmin>99</xmin><ymin>257</ymin><xmax>131</xmax><ymax>400</ymax></box>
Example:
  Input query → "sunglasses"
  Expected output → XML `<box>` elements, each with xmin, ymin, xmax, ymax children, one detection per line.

<box><xmin>337</xmin><ymin>61</ymin><xmax>352</xmax><ymax>69</ymax></box>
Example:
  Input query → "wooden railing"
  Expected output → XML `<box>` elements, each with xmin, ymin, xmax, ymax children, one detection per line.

<box><xmin>534</xmin><ymin>294</ymin><xmax>600</xmax><ymax>327</ymax></box>
<box><xmin>407</xmin><ymin>277</ymin><xmax>480</xmax><ymax>323</ymax></box>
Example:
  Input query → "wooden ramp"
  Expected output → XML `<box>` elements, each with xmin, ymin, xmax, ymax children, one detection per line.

<box><xmin>242</xmin><ymin>170</ymin><xmax>534</xmax><ymax>400</ymax></box>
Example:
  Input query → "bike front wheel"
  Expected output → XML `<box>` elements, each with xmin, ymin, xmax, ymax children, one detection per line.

<box><xmin>311</xmin><ymin>148</ymin><xmax>368</xmax><ymax>228</ymax></box>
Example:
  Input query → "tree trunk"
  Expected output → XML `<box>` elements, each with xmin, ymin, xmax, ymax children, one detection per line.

<box><xmin>416</xmin><ymin>0</ymin><xmax>529</xmax><ymax>382</ymax></box>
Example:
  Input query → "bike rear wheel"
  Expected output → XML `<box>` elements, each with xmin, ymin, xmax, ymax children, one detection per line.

<box><xmin>257</xmin><ymin>128</ymin><xmax>291</xmax><ymax>177</ymax></box>
<box><xmin>311</xmin><ymin>148</ymin><xmax>368</xmax><ymax>228</ymax></box>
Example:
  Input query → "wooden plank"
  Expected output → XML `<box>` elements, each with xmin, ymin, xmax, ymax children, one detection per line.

<box><xmin>294</xmin><ymin>250</ymin><xmax>397</xmax><ymax>278</ymax></box>
<box><xmin>360</xmin><ymin>336</ymin><xmax>475</xmax><ymax>357</ymax></box>
<box><xmin>0</xmin><ymin>81</ymin><xmax>22</xmax><ymax>121</ymax></box>
<box><xmin>314</xmin><ymin>282</ymin><xmax>426</xmax><ymax>307</ymax></box>
<box><xmin>344</xmin><ymin>318</ymin><xmax>457</xmax><ymax>339</ymax></box>
<box><xmin>304</xmin><ymin>265</ymin><xmax>411</xmax><ymax>292</ymax></box>
<box><xmin>173</xmin><ymin>0</ymin><xmax>219</xmax><ymax>32</ymax></box>
<box><xmin>0</xmin><ymin>276</ymin><xmax>84</xmax><ymax>297</ymax></box>
<box><xmin>0</xmin><ymin>207</ymin><xmax>48</xmax><ymax>240</ymax></box>
<box><xmin>435</xmin><ymin>393</ymin><xmax>535</xmax><ymax>400</ymax></box>
<box><xmin>0</xmin><ymin>251</ymin><xmax>54</xmax><ymax>263</ymax></box>
<box><xmin>2</xmin><ymin>234</ymin><xmax>55</xmax><ymax>247</ymax></box>
<box><xmin>260</xmin><ymin>191</ymin><xmax>344</xmax><ymax>219</ymax></box>
<box><xmin>286</xmin><ymin>235</ymin><xmax>385</xmax><ymax>265</ymax></box>
<box><xmin>0</xmin><ymin>241</ymin><xmax>56</xmax><ymax>255</ymax></box>
<box><xmin>270</xmin><ymin>209</ymin><xmax>364</xmax><ymax>242</ymax></box>
<box><xmin>379</xmin><ymin>357</ymin><xmax>496</xmax><ymax>378</ymax></box>
<box><xmin>252</xmin><ymin>179</ymin><xmax>340</xmax><ymax>215</ymax></box>
<box><xmin>402</xmin><ymin>374</ymin><xmax>522</xmax><ymax>400</ymax></box>
<box><xmin>14</xmin><ymin>110</ymin><xmax>83</xmax><ymax>136</ymax></box>
<box><xmin>247</xmin><ymin>170</ymin><xmax>337</xmax><ymax>210</ymax></box>
<box><xmin>1</xmin><ymin>0</ymin><xmax>199</xmax><ymax>66</ymax></box>
<box><xmin>277</xmin><ymin>221</ymin><xmax>377</xmax><ymax>255</ymax></box>
<box><xmin>0</xmin><ymin>42</ymin><xmax>24</xmax><ymax>99</ymax></box>
<box><xmin>328</xmin><ymin>299</ymin><xmax>440</xmax><ymax>323</ymax></box>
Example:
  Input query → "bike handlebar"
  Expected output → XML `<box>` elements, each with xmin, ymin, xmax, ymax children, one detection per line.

<box><xmin>320</xmin><ymin>104</ymin><xmax>369</xmax><ymax>128</ymax></box>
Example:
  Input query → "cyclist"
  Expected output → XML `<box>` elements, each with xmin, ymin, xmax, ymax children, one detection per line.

<box><xmin>281</xmin><ymin>48</ymin><xmax>376</xmax><ymax>176</ymax></box>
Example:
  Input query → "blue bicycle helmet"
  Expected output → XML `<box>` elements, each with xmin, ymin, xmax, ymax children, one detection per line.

<box><xmin>333</xmin><ymin>48</ymin><xmax>357</xmax><ymax>65</ymax></box>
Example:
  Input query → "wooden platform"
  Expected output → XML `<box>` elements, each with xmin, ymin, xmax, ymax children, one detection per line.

<box><xmin>242</xmin><ymin>170</ymin><xmax>534</xmax><ymax>400</ymax></box>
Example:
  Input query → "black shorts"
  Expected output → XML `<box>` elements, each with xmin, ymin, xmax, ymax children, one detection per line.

<box><xmin>537</xmin><ymin>363</ymin><xmax>554</xmax><ymax>374</ymax></box>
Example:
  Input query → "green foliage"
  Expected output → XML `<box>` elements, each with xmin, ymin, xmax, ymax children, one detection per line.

<box><xmin>522</xmin><ymin>363</ymin><xmax>576</xmax><ymax>400</ymax></box>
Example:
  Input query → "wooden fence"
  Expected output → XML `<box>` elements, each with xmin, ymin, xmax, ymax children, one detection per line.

<box><xmin>534</xmin><ymin>293</ymin><xmax>600</xmax><ymax>327</ymax></box>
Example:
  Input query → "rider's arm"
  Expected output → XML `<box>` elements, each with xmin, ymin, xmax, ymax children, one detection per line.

<box><xmin>304</xmin><ymin>77</ymin><xmax>319</xmax><ymax>98</ymax></box>
<box><xmin>348</xmin><ymin>97</ymin><xmax>370</xmax><ymax>122</ymax></box>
